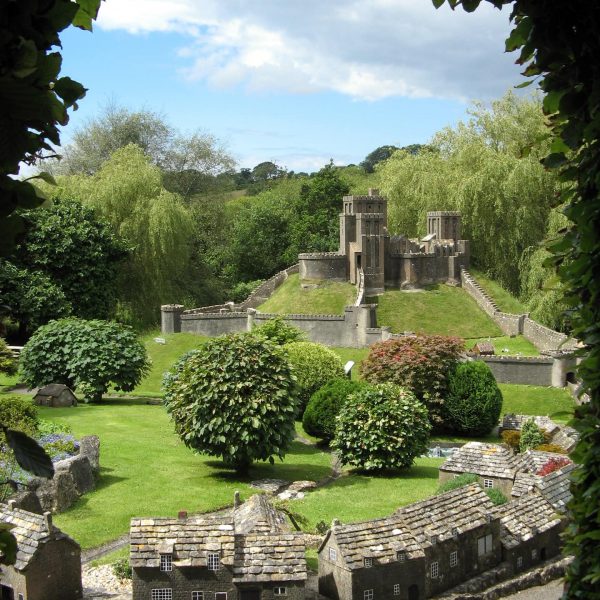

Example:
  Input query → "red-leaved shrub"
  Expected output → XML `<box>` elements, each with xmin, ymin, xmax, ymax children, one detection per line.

<box><xmin>537</xmin><ymin>456</ymin><xmax>572</xmax><ymax>476</ymax></box>
<box><xmin>359</xmin><ymin>334</ymin><xmax>464</xmax><ymax>425</ymax></box>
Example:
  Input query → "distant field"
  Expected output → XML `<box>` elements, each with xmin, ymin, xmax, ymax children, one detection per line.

<box><xmin>369</xmin><ymin>285</ymin><xmax>502</xmax><ymax>338</ymax></box>
<box><xmin>469</xmin><ymin>269</ymin><xmax>528</xmax><ymax>314</ymax></box>
<box><xmin>258</xmin><ymin>273</ymin><xmax>356</xmax><ymax>315</ymax></box>
<box><xmin>499</xmin><ymin>383</ymin><xmax>575</xmax><ymax>423</ymax></box>
<box><xmin>466</xmin><ymin>335</ymin><xmax>539</xmax><ymax>356</ymax></box>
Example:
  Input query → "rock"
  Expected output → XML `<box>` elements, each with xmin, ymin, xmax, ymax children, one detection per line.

<box><xmin>287</xmin><ymin>480</ymin><xmax>317</xmax><ymax>493</ymax></box>
<box><xmin>80</xmin><ymin>435</ymin><xmax>101</xmax><ymax>476</ymax></box>
<box><xmin>11</xmin><ymin>490</ymin><xmax>43</xmax><ymax>514</ymax></box>
<box><xmin>250</xmin><ymin>478</ymin><xmax>289</xmax><ymax>493</ymax></box>
<box><xmin>56</xmin><ymin>454</ymin><xmax>95</xmax><ymax>495</ymax></box>
<box><xmin>35</xmin><ymin>470</ymin><xmax>79</xmax><ymax>513</ymax></box>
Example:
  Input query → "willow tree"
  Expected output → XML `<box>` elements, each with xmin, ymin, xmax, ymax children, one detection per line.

<box><xmin>58</xmin><ymin>144</ymin><xmax>194</xmax><ymax>325</ymax></box>
<box><xmin>378</xmin><ymin>92</ymin><xmax>559</xmax><ymax>296</ymax></box>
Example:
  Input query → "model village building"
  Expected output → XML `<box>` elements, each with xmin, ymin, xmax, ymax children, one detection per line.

<box><xmin>317</xmin><ymin>482</ymin><xmax>566</xmax><ymax>600</ymax></box>
<box><xmin>298</xmin><ymin>189</ymin><xmax>470</xmax><ymax>295</ymax></box>
<box><xmin>130</xmin><ymin>493</ymin><xmax>307</xmax><ymax>600</ymax></box>
<box><xmin>0</xmin><ymin>501</ymin><xmax>82</xmax><ymax>600</ymax></box>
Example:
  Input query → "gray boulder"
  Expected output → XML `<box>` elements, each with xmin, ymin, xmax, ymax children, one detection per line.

<box><xmin>79</xmin><ymin>435</ymin><xmax>100</xmax><ymax>477</ymax></box>
<box><xmin>56</xmin><ymin>454</ymin><xmax>95</xmax><ymax>495</ymax></box>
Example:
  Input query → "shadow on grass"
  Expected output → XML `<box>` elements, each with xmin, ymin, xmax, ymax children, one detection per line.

<box><xmin>95</xmin><ymin>467</ymin><xmax>127</xmax><ymax>491</ymax></box>
<box><xmin>86</xmin><ymin>396</ymin><xmax>162</xmax><ymax>406</ymax></box>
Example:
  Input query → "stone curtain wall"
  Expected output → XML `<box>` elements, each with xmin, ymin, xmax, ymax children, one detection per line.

<box><xmin>239</xmin><ymin>264</ymin><xmax>299</xmax><ymax>310</ymax></box>
<box><xmin>476</xmin><ymin>355</ymin><xmax>555</xmax><ymax>386</ymax></box>
<box><xmin>461</xmin><ymin>268</ymin><xmax>576</xmax><ymax>352</ymax></box>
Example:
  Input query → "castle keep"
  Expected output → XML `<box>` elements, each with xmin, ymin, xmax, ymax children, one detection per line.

<box><xmin>298</xmin><ymin>189</ymin><xmax>470</xmax><ymax>295</ymax></box>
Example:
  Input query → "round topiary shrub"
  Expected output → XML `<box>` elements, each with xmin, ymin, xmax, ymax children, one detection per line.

<box><xmin>302</xmin><ymin>378</ymin><xmax>367</xmax><ymax>442</ymax></box>
<box><xmin>442</xmin><ymin>360</ymin><xmax>503</xmax><ymax>436</ymax></box>
<box><xmin>0</xmin><ymin>396</ymin><xmax>39</xmax><ymax>439</ymax></box>
<box><xmin>284</xmin><ymin>341</ymin><xmax>345</xmax><ymax>412</ymax></box>
<box><xmin>254</xmin><ymin>316</ymin><xmax>305</xmax><ymax>345</ymax></box>
<box><xmin>359</xmin><ymin>335</ymin><xmax>464</xmax><ymax>425</ymax></box>
<box><xmin>19</xmin><ymin>318</ymin><xmax>149</xmax><ymax>402</ymax></box>
<box><xmin>163</xmin><ymin>332</ymin><xmax>298</xmax><ymax>473</ymax></box>
<box><xmin>331</xmin><ymin>383</ymin><xmax>431</xmax><ymax>471</ymax></box>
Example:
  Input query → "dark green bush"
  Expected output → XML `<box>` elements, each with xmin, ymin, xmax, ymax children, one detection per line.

<box><xmin>254</xmin><ymin>316</ymin><xmax>305</xmax><ymax>345</ymax></box>
<box><xmin>0</xmin><ymin>339</ymin><xmax>17</xmax><ymax>376</ymax></box>
<box><xmin>436</xmin><ymin>472</ymin><xmax>479</xmax><ymax>495</ymax></box>
<box><xmin>19</xmin><ymin>318</ymin><xmax>149</xmax><ymax>402</ymax></box>
<box><xmin>163</xmin><ymin>333</ymin><xmax>298</xmax><ymax>473</ymax></box>
<box><xmin>331</xmin><ymin>383</ymin><xmax>431</xmax><ymax>471</ymax></box>
<box><xmin>0</xmin><ymin>396</ymin><xmax>39</xmax><ymax>440</ymax></box>
<box><xmin>302</xmin><ymin>378</ymin><xmax>366</xmax><ymax>442</ymax></box>
<box><xmin>443</xmin><ymin>360</ymin><xmax>503</xmax><ymax>436</ymax></box>
<box><xmin>112</xmin><ymin>557</ymin><xmax>132</xmax><ymax>580</ymax></box>
<box><xmin>284</xmin><ymin>341</ymin><xmax>344</xmax><ymax>412</ymax></box>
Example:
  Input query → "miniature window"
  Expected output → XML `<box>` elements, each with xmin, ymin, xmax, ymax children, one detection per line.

<box><xmin>364</xmin><ymin>557</ymin><xmax>373</xmax><ymax>568</ymax></box>
<box><xmin>274</xmin><ymin>588</ymin><xmax>287</xmax><ymax>596</ymax></box>
<box><xmin>431</xmin><ymin>561</ymin><xmax>439</xmax><ymax>579</ymax></box>
<box><xmin>215</xmin><ymin>594</ymin><xmax>227</xmax><ymax>600</ymax></box>
<box><xmin>191</xmin><ymin>593</ymin><xmax>204</xmax><ymax>600</ymax></box>
<box><xmin>364</xmin><ymin>590</ymin><xmax>374</xmax><ymax>600</ymax></box>
<box><xmin>397</xmin><ymin>551</ymin><xmax>406</xmax><ymax>562</ymax></box>
<box><xmin>517</xmin><ymin>556</ymin><xmax>523</xmax><ymax>569</ymax></box>
<box><xmin>483</xmin><ymin>479</ymin><xmax>494</xmax><ymax>489</ymax></box>
<box><xmin>450</xmin><ymin>551</ymin><xmax>458</xmax><ymax>568</ymax></box>
<box><xmin>531</xmin><ymin>549</ymin><xmax>538</xmax><ymax>560</ymax></box>
<box><xmin>159</xmin><ymin>553</ymin><xmax>172</xmax><ymax>572</ymax></box>
<box><xmin>393</xmin><ymin>584</ymin><xmax>401</xmax><ymax>596</ymax></box>
<box><xmin>207</xmin><ymin>552</ymin><xmax>220</xmax><ymax>571</ymax></box>
<box><xmin>451</xmin><ymin>527</ymin><xmax>459</xmax><ymax>539</ymax></box>
<box><xmin>430</xmin><ymin>535</ymin><xmax>438</xmax><ymax>545</ymax></box>
<box><xmin>151</xmin><ymin>590</ymin><xmax>173</xmax><ymax>600</ymax></box>
<box><xmin>329</xmin><ymin>547</ymin><xmax>337</xmax><ymax>561</ymax></box>
<box><xmin>477</xmin><ymin>534</ymin><xmax>493</xmax><ymax>557</ymax></box>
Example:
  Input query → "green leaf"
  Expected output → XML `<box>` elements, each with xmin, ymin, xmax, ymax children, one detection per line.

<box><xmin>543</xmin><ymin>153</ymin><xmax>568</xmax><ymax>169</ymax></box>
<box><xmin>505</xmin><ymin>17</ymin><xmax>532</xmax><ymax>52</ymax></box>
<box><xmin>53</xmin><ymin>77</ymin><xmax>87</xmax><ymax>107</ymax></box>
<box><xmin>25</xmin><ymin>171</ymin><xmax>57</xmax><ymax>186</ymax></box>
<box><xmin>543</xmin><ymin>90</ymin><xmax>566</xmax><ymax>115</ymax></box>
<box><xmin>431</xmin><ymin>0</ymin><xmax>446</xmax><ymax>8</ymax></box>
<box><xmin>5</xmin><ymin>429</ymin><xmax>55</xmax><ymax>478</ymax></box>
<box><xmin>514</xmin><ymin>80</ymin><xmax>533</xmax><ymax>89</ymax></box>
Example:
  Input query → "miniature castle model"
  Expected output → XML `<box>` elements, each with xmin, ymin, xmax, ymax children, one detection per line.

<box><xmin>130</xmin><ymin>493</ymin><xmax>307</xmax><ymax>600</ymax></box>
<box><xmin>0</xmin><ymin>502</ymin><xmax>82</xmax><ymax>600</ymax></box>
<box><xmin>298</xmin><ymin>189</ymin><xmax>470</xmax><ymax>295</ymax></box>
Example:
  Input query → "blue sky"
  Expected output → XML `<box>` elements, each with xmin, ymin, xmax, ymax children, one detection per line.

<box><xmin>56</xmin><ymin>0</ymin><xmax>524</xmax><ymax>172</ymax></box>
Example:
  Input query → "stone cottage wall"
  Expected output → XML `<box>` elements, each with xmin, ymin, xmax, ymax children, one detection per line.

<box><xmin>475</xmin><ymin>356</ymin><xmax>555</xmax><ymax>387</ymax></box>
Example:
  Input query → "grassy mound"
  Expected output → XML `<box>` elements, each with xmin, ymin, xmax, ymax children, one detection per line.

<box><xmin>470</xmin><ymin>269</ymin><xmax>528</xmax><ymax>314</ymax></box>
<box><xmin>370</xmin><ymin>285</ymin><xmax>502</xmax><ymax>338</ymax></box>
<box><xmin>258</xmin><ymin>273</ymin><xmax>356</xmax><ymax>315</ymax></box>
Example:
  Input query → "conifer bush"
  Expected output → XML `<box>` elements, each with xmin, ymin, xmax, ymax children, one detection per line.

<box><xmin>284</xmin><ymin>341</ymin><xmax>344</xmax><ymax>412</ymax></box>
<box><xmin>331</xmin><ymin>383</ymin><xmax>431</xmax><ymax>471</ymax></box>
<box><xmin>302</xmin><ymin>378</ymin><xmax>366</xmax><ymax>442</ymax></box>
<box><xmin>163</xmin><ymin>333</ymin><xmax>298</xmax><ymax>473</ymax></box>
<box><xmin>519</xmin><ymin>418</ymin><xmax>546</xmax><ymax>452</ymax></box>
<box><xmin>0</xmin><ymin>339</ymin><xmax>17</xmax><ymax>376</ymax></box>
<box><xmin>19</xmin><ymin>318</ymin><xmax>149</xmax><ymax>402</ymax></box>
<box><xmin>360</xmin><ymin>334</ymin><xmax>464</xmax><ymax>425</ymax></box>
<box><xmin>443</xmin><ymin>360</ymin><xmax>503</xmax><ymax>436</ymax></box>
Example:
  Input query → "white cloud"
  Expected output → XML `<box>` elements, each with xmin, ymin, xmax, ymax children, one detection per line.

<box><xmin>97</xmin><ymin>0</ymin><xmax>520</xmax><ymax>101</ymax></box>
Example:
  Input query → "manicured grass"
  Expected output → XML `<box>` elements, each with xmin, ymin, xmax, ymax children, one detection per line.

<box><xmin>464</xmin><ymin>335</ymin><xmax>540</xmax><ymax>357</ymax></box>
<box><xmin>0</xmin><ymin>372</ymin><xmax>19</xmax><ymax>390</ymax></box>
<box><xmin>90</xmin><ymin>546</ymin><xmax>129</xmax><ymax>567</ymax></box>
<box><xmin>258</xmin><ymin>273</ymin><xmax>356</xmax><ymax>315</ymax></box>
<box><xmin>470</xmin><ymin>270</ymin><xmax>528</xmax><ymax>314</ymax></box>
<box><xmin>294</xmin><ymin>457</ymin><xmax>445</xmax><ymax>530</ymax></box>
<box><xmin>41</xmin><ymin>402</ymin><xmax>331</xmax><ymax>549</ymax></box>
<box><xmin>369</xmin><ymin>285</ymin><xmax>502</xmax><ymax>338</ymax></box>
<box><xmin>330</xmin><ymin>347</ymin><xmax>369</xmax><ymax>380</ymax></box>
<box><xmin>499</xmin><ymin>383</ymin><xmax>575</xmax><ymax>423</ymax></box>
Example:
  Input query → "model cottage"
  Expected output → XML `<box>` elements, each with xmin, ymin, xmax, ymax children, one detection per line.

<box><xmin>0</xmin><ymin>501</ymin><xmax>82</xmax><ymax>600</ymax></box>
<box><xmin>130</xmin><ymin>493</ymin><xmax>307</xmax><ymax>600</ymax></box>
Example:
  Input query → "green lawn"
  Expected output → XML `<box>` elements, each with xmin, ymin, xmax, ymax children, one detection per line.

<box><xmin>469</xmin><ymin>270</ymin><xmax>528</xmax><ymax>314</ymax></box>
<box><xmin>499</xmin><ymin>383</ymin><xmax>575</xmax><ymax>423</ymax></box>
<box><xmin>368</xmin><ymin>285</ymin><xmax>502</xmax><ymax>338</ymax></box>
<box><xmin>258</xmin><ymin>273</ymin><xmax>356</xmax><ymax>315</ymax></box>
<box><xmin>465</xmin><ymin>335</ymin><xmax>540</xmax><ymax>356</ymax></box>
<box><xmin>42</xmin><ymin>402</ymin><xmax>331</xmax><ymax>549</ymax></box>
<box><xmin>294</xmin><ymin>457</ymin><xmax>445</xmax><ymax>530</ymax></box>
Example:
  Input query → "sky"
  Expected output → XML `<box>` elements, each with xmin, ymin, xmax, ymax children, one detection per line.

<box><xmin>55</xmin><ymin>0</ymin><xmax>524</xmax><ymax>173</ymax></box>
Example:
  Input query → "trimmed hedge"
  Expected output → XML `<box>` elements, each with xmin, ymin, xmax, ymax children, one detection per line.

<box><xmin>302</xmin><ymin>378</ymin><xmax>366</xmax><ymax>442</ymax></box>
<box><xmin>284</xmin><ymin>341</ymin><xmax>344</xmax><ymax>412</ymax></box>
<box><xmin>443</xmin><ymin>360</ymin><xmax>503</xmax><ymax>436</ymax></box>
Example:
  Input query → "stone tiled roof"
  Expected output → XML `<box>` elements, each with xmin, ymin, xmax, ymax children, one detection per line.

<box><xmin>534</xmin><ymin>462</ymin><xmax>576</xmax><ymax>512</ymax></box>
<box><xmin>323</xmin><ymin>485</ymin><xmax>496</xmax><ymax>570</ymax></box>
<box><xmin>515</xmin><ymin>450</ymin><xmax>566</xmax><ymax>475</ymax></box>
<box><xmin>495</xmin><ymin>493</ymin><xmax>563</xmax><ymax>550</ymax></box>
<box><xmin>511</xmin><ymin>472</ymin><xmax>538</xmax><ymax>498</ymax></box>
<box><xmin>324</xmin><ymin>514</ymin><xmax>424</xmax><ymax>569</ymax></box>
<box><xmin>130</xmin><ymin>494</ymin><xmax>306</xmax><ymax>582</ymax></box>
<box><xmin>0</xmin><ymin>503</ymin><xmax>77</xmax><ymax>571</ymax></box>
<box><xmin>232</xmin><ymin>533</ymin><xmax>306</xmax><ymax>582</ymax></box>
<box><xmin>439</xmin><ymin>442</ymin><xmax>517</xmax><ymax>479</ymax></box>
<box><xmin>501</xmin><ymin>414</ymin><xmax>579</xmax><ymax>452</ymax></box>
<box><xmin>395</xmin><ymin>485</ymin><xmax>496</xmax><ymax>546</ymax></box>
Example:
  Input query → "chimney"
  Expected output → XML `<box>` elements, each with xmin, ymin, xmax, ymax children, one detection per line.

<box><xmin>234</xmin><ymin>491</ymin><xmax>241</xmax><ymax>509</ymax></box>
<box><xmin>43</xmin><ymin>511</ymin><xmax>52</xmax><ymax>532</ymax></box>
<box><xmin>368</xmin><ymin>188</ymin><xmax>379</xmax><ymax>196</ymax></box>
<box><xmin>8</xmin><ymin>500</ymin><xmax>16</xmax><ymax>511</ymax></box>
<box><xmin>178</xmin><ymin>510</ymin><xmax>188</xmax><ymax>520</ymax></box>
<box><xmin>332</xmin><ymin>518</ymin><xmax>340</xmax><ymax>528</ymax></box>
